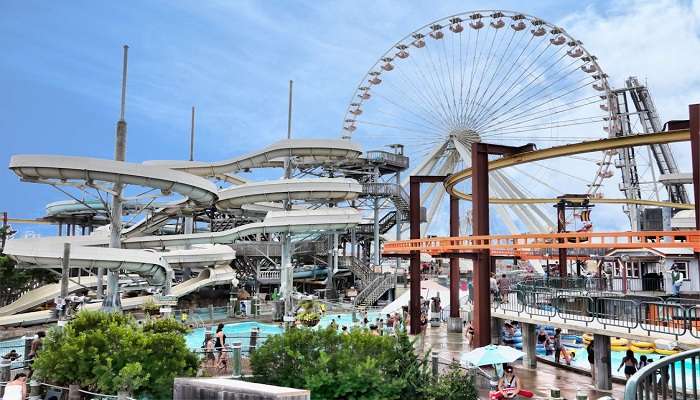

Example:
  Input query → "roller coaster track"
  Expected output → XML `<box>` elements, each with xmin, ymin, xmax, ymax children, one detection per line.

<box><xmin>444</xmin><ymin>129</ymin><xmax>693</xmax><ymax>209</ymax></box>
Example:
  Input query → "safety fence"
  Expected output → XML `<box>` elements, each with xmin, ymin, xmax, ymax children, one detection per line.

<box><xmin>624</xmin><ymin>347</ymin><xmax>700</xmax><ymax>399</ymax></box>
<box><xmin>0</xmin><ymin>379</ymin><xmax>136</xmax><ymax>400</ymax></box>
<box><xmin>491</xmin><ymin>288</ymin><xmax>700</xmax><ymax>339</ymax></box>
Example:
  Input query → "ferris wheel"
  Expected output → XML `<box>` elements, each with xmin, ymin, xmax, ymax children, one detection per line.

<box><xmin>342</xmin><ymin>10</ymin><xmax>620</xmax><ymax>234</ymax></box>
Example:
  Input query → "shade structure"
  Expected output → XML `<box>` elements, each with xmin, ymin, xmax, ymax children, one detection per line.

<box><xmin>462</xmin><ymin>345</ymin><xmax>524</xmax><ymax>367</ymax></box>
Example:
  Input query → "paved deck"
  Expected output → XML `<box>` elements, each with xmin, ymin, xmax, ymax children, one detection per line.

<box><xmin>415</xmin><ymin>324</ymin><xmax>626</xmax><ymax>399</ymax></box>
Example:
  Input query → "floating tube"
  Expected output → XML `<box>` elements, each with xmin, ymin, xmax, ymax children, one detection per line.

<box><xmin>630</xmin><ymin>345</ymin><xmax>654</xmax><ymax>354</ymax></box>
<box><xmin>611</xmin><ymin>345</ymin><xmax>629</xmax><ymax>352</ymax></box>
<box><xmin>582</xmin><ymin>333</ymin><xmax>594</xmax><ymax>342</ymax></box>
<box><xmin>631</xmin><ymin>341</ymin><xmax>654</xmax><ymax>349</ymax></box>
<box><xmin>611</xmin><ymin>338</ymin><xmax>629</xmax><ymax>346</ymax></box>
<box><xmin>515</xmin><ymin>343</ymin><xmax>523</xmax><ymax>350</ymax></box>
<box><xmin>654</xmin><ymin>348</ymin><xmax>680</xmax><ymax>356</ymax></box>
<box><xmin>562</xmin><ymin>335</ymin><xmax>578</xmax><ymax>341</ymax></box>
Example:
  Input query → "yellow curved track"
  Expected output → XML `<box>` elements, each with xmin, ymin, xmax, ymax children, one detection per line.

<box><xmin>444</xmin><ymin>130</ymin><xmax>694</xmax><ymax>209</ymax></box>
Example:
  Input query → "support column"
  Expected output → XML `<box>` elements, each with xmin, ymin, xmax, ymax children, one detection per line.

<box><xmin>280</xmin><ymin>234</ymin><xmax>293</xmax><ymax>328</ymax></box>
<box><xmin>182</xmin><ymin>212</ymin><xmax>194</xmax><ymax>281</ymax></box>
<box><xmin>472</xmin><ymin>143</ymin><xmax>491</xmax><ymax>347</ymax></box>
<box><xmin>490</xmin><ymin>318</ymin><xmax>502</xmax><ymax>345</ymax></box>
<box><xmin>557</xmin><ymin>202</ymin><xmax>567</xmax><ymax>278</ymax></box>
<box><xmin>593</xmin><ymin>334</ymin><xmax>612</xmax><ymax>391</ymax></box>
<box><xmin>61</xmin><ymin>243</ymin><xmax>70</xmax><ymax>320</ymax></box>
<box><xmin>691</xmin><ymin>104</ymin><xmax>700</xmax><ymax>231</ymax></box>
<box><xmin>373</xmin><ymin>197</ymin><xmax>381</xmax><ymax>267</ymax></box>
<box><xmin>690</xmin><ymin>104</ymin><xmax>700</xmax><ymax>278</ymax></box>
<box><xmin>409</xmin><ymin>178</ymin><xmax>421</xmax><ymax>335</ymax></box>
<box><xmin>448</xmin><ymin>195</ymin><xmax>462</xmax><ymax>333</ymax></box>
<box><xmin>521</xmin><ymin>322</ymin><xmax>537</xmax><ymax>368</ymax></box>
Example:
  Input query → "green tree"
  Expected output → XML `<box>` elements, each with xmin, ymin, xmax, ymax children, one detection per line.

<box><xmin>250</xmin><ymin>327</ymin><xmax>476</xmax><ymax>400</ymax></box>
<box><xmin>33</xmin><ymin>310</ymin><xmax>198</xmax><ymax>399</ymax></box>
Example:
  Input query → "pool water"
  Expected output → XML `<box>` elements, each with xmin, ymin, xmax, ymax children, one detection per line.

<box><xmin>184</xmin><ymin>312</ymin><xmax>382</xmax><ymax>353</ymax></box>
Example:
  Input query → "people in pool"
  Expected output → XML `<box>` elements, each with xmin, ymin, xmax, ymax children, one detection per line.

<box><xmin>493</xmin><ymin>365</ymin><xmax>534</xmax><ymax>399</ymax></box>
<box><xmin>617</xmin><ymin>349</ymin><xmax>639</xmax><ymax>380</ymax></box>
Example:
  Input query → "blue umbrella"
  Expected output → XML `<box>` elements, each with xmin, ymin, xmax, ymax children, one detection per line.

<box><xmin>462</xmin><ymin>344</ymin><xmax>525</xmax><ymax>367</ymax></box>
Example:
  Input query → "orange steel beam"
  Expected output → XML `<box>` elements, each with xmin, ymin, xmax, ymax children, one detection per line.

<box><xmin>383</xmin><ymin>230</ymin><xmax>700</xmax><ymax>256</ymax></box>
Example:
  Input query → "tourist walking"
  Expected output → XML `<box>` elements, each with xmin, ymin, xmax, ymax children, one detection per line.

<box><xmin>490</xmin><ymin>273</ymin><xmax>498</xmax><ymax>301</ymax></box>
<box><xmin>202</xmin><ymin>332</ymin><xmax>216</xmax><ymax>370</ymax></box>
<box><xmin>671</xmin><ymin>266</ymin><xmax>684</xmax><ymax>296</ymax></box>
<box><xmin>26</xmin><ymin>331</ymin><xmax>45</xmax><ymax>379</ymax></box>
<box><xmin>498</xmin><ymin>274</ymin><xmax>510</xmax><ymax>303</ymax></box>
<box><xmin>617</xmin><ymin>349</ymin><xmax>639</xmax><ymax>380</ymax></box>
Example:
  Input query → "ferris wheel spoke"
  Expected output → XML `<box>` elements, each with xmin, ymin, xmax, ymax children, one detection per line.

<box><xmin>461</xmin><ymin>28</ymin><xmax>519</xmax><ymax>128</ymax></box>
<box><xmin>480</xmin><ymin>118</ymin><xmax>603</xmax><ymax>137</ymax></box>
<box><xmin>469</xmin><ymin>32</ymin><xmax>537</xmax><ymax>127</ymax></box>
<box><xmin>483</xmin><ymin>115</ymin><xmax>603</xmax><ymax>137</ymax></box>
<box><xmin>469</xmin><ymin>35</ymin><xmax>554</xmax><ymax>127</ymax></box>
<box><xmin>405</xmin><ymin>45</ymin><xmax>461</xmax><ymax>130</ymax></box>
<box><xmin>380</xmin><ymin>77</ymin><xmax>455</xmax><ymax>131</ymax></box>
<box><xmin>369</xmin><ymin>106</ymin><xmax>451</xmax><ymax>138</ymax></box>
<box><xmin>391</xmin><ymin>54</ymin><xmax>461</xmax><ymax>130</ymax></box>
<box><xmin>423</xmin><ymin>40</ymin><xmax>462</xmax><ymax>129</ymax></box>
<box><xmin>476</xmin><ymin>76</ymin><xmax>596</xmax><ymax>133</ymax></box>
<box><xmin>475</xmin><ymin>58</ymin><xmax>589</xmax><ymax>130</ymax></box>
<box><xmin>371</xmin><ymin>90</ymin><xmax>451</xmax><ymax>133</ymax></box>
<box><xmin>478</xmin><ymin>95</ymin><xmax>600</xmax><ymax>133</ymax></box>
<box><xmin>471</xmin><ymin>44</ymin><xmax>572</xmax><ymax>129</ymax></box>
<box><xmin>463</xmin><ymin>25</ymin><xmax>505</xmax><ymax>128</ymax></box>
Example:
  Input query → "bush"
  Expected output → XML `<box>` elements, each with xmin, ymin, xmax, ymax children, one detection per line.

<box><xmin>250</xmin><ymin>327</ymin><xmax>477</xmax><ymax>400</ymax></box>
<box><xmin>33</xmin><ymin>310</ymin><xmax>198</xmax><ymax>399</ymax></box>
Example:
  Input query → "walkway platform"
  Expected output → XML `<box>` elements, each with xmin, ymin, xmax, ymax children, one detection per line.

<box><xmin>415</xmin><ymin>324</ymin><xmax>625</xmax><ymax>399</ymax></box>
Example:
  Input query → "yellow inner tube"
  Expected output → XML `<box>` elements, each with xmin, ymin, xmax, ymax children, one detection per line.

<box><xmin>631</xmin><ymin>341</ymin><xmax>654</xmax><ymax>348</ymax></box>
<box><xmin>611</xmin><ymin>345</ymin><xmax>630</xmax><ymax>352</ymax></box>
<box><xmin>611</xmin><ymin>338</ymin><xmax>629</xmax><ymax>346</ymax></box>
<box><xmin>655</xmin><ymin>348</ymin><xmax>679</xmax><ymax>355</ymax></box>
<box><xmin>630</xmin><ymin>345</ymin><xmax>655</xmax><ymax>354</ymax></box>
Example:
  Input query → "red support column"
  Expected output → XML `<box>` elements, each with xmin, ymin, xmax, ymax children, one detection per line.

<box><xmin>689</xmin><ymin>104</ymin><xmax>700</xmax><ymax>279</ymax></box>
<box><xmin>557</xmin><ymin>202</ymin><xmax>567</xmax><ymax>279</ymax></box>
<box><xmin>448</xmin><ymin>196</ymin><xmax>463</xmax><ymax>332</ymax></box>
<box><xmin>691</xmin><ymin>105</ymin><xmax>700</xmax><ymax>231</ymax></box>
<box><xmin>471</xmin><ymin>143</ymin><xmax>491</xmax><ymax>348</ymax></box>
<box><xmin>409</xmin><ymin>178</ymin><xmax>422</xmax><ymax>335</ymax></box>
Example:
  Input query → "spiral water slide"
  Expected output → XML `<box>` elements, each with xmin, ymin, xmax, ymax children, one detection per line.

<box><xmin>1</xmin><ymin>139</ymin><xmax>364</xmax><ymax>323</ymax></box>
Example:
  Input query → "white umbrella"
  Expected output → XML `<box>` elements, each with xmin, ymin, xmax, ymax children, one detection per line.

<box><xmin>462</xmin><ymin>344</ymin><xmax>525</xmax><ymax>367</ymax></box>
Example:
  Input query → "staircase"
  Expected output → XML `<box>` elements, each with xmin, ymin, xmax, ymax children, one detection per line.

<box><xmin>353</xmin><ymin>273</ymin><xmax>396</xmax><ymax>306</ymax></box>
<box><xmin>338</xmin><ymin>256</ymin><xmax>373</xmax><ymax>286</ymax></box>
<box><xmin>361</xmin><ymin>182</ymin><xmax>410</xmax><ymax>223</ymax></box>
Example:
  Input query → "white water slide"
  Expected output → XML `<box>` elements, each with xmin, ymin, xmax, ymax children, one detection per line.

<box><xmin>3</xmin><ymin>139</ymin><xmax>365</xmax><ymax>319</ymax></box>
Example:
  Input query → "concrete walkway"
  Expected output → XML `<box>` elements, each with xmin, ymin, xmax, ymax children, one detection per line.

<box><xmin>414</xmin><ymin>324</ymin><xmax>626</xmax><ymax>399</ymax></box>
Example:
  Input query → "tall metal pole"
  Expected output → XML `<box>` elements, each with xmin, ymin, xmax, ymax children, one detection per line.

<box><xmin>281</xmin><ymin>80</ymin><xmax>294</xmax><ymax>327</ymax></box>
<box><xmin>189</xmin><ymin>106</ymin><xmax>195</xmax><ymax>161</ymax></box>
<box><xmin>287</xmin><ymin>80</ymin><xmax>293</xmax><ymax>140</ymax></box>
<box><xmin>60</xmin><ymin>243</ymin><xmax>70</xmax><ymax>320</ymax></box>
<box><xmin>103</xmin><ymin>45</ymin><xmax>128</xmax><ymax>312</ymax></box>
<box><xmin>409</xmin><ymin>178</ymin><xmax>422</xmax><ymax>335</ymax></box>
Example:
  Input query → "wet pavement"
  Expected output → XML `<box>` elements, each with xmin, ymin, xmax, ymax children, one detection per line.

<box><xmin>414</xmin><ymin>324</ymin><xmax>625</xmax><ymax>399</ymax></box>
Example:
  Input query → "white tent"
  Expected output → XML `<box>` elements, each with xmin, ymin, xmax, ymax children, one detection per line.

<box><xmin>380</xmin><ymin>280</ymin><xmax>469</xmax><ymax>316</ymax></box>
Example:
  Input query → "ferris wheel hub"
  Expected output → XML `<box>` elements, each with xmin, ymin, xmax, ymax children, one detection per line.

<box><xmin>449</xmin><ymin>129</ymin><xmax>481</xmax><ymax>145</ymax></box>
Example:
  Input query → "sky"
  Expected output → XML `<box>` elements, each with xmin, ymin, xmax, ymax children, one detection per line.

<box><xmin>2</xmin><ymin>0</ymin><xmax>700</xmax><ymax>237</ymax></box>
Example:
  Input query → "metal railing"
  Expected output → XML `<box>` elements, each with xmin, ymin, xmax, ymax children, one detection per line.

<box><xmin>624</xmin><ymin>347</ymin><xmax>700</xmax><ymax>399</ymax></box>
<box><xmin>490</xmin><ymin>287</ymin><xmax>700</xmax><ymax>339</ymax></box>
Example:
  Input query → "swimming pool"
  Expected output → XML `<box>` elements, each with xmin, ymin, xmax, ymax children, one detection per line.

<box><xmin>184</xmin><ymin>312</ymin><xmax>382</xmax><ymax>353</ymax></box>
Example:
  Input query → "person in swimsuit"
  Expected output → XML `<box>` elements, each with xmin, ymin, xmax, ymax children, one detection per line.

<box><xmin>617</xmin><ymin>349</ymin><xmax>639</xmax><ymax>380</ymax></box>
<box><xmin>2</xmin><ymin>373</ymin><xmax>27</xmax><ymax>400</ymax></box>
<box><xmin>494</xmin><ymin>365</ymin><xmax>534</xmax><ymax>399</ymax></box>
<box><xmin>214</xmin><ymin>323</ymin><xmax>227</xmax><ymax>369</ymax></box>
<box><xmin>587</xmin><ymin>340</ymin><xmax>595</xmax><ymax>383</ymax></box>
<box><xmin>202</xmin><ymin>332</ymin><xmax>216</xmax><ymax>369</ymax></box>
